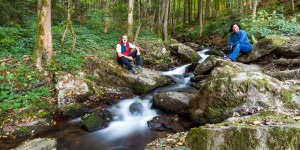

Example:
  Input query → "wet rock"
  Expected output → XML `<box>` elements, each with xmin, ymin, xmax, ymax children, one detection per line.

<box><xmin>237</xmin><ymin>35</ymin><xmax>290</xmax><ymax>63</ymax></box>
<box><xmin>204</xmin><ymin>49</ymin><xmax>224</xmax><ymax>57</ymax></box>
<box><xmin>14</xmin><ymin>138</ymin><xmax>57</xmax><ymax>150</ymax></box>
<box><xmin>147</xmin><ymin>116</ymin><xmax>171</xmax><ymax>131</ymax></box>
<box><xmin>190</xmin><ymin>75</ymin><xmax>208</xmax><ymax>82</ymax></box>
<box><xmin>187</xmin><ymin>62</ymin><xmax>199</xmax><ymax>72</ymax></box>
<box><xmin>168</xmin><ymin>41</ymin><xmax>201</xmax><ymax>63</ymax></box>
<box><xmin>129</xmin><ymin>101</ymin><xmax>144</xmax><ymax>116</ymax></box>
<box><xmin>81</xmin><ymin>109</ymin><xmax>112</xmax><ymax>132</ymax></box>
<box><xmin>189</xmin><ymin>71</ymin><xmax>300</xmax><ymax>124</ymax></box>
<box><xmin>186</xmin><ymin>125</ymin><xmax>300</xmax><ymax>150</ymax></box>
<box><xmin>62</xmin><ymin>104</ymin><xmax>88</xmax><ymax>118</ymax></box>
<box><xmin>55</xmin><ymin>72</ymin><xmax>93</xmax><ymax>109</ymax></box>
<box><xmin>153</xmin><ymin>92</ymin><xmax>195</xmax><ymax>115</ymax></box>
<box><xmin>145</xmin><ymin>132</ymin><xmax>188</xmax><ymax>150</ymax></box>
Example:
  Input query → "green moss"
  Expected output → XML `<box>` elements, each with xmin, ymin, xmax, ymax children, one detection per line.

<box><xmin>188</xmin><ymin>53</ymin><xmax>200</xmax><ymax>62</ymax></box>
<box><xmin>63</xmin><ymin>104</ymin><xmax>85</xmax><ymax>117</ymax></box>
<box><xmin>81</xmin><ymin>115</ymin><xmax>102</xmax><ymax>131</ymax></box>
<box><xmin>186</xmin><ymin>126</ymin><xmax>211</xmax><ymax>150</ymax></box>
<box><xmin>210</xmin><ymin>49</ymin><xmax>224</xmax><ymax>57</ymax></box>
<box><xmin>265</xmin><ymin>35</ymin><xmax>289</xmax><ymax>47</ymax></box>
<box><xmin>267</xmin><ymin>128</ymin><xmax>300</xmax><ymax>150</ymax></box>
<box><xmin>221</xmin><ymin>128</ymin><xmax>259</xmax><ymax>150</ymax></box>
<box><xmin>280</xmin><ymin>88</ymin><xmax>298</xmax><ymax>109</ymax></box>
<box><xmin>206</xmin><ymin>106</ymin><xmax>232</xmax><ymax>123</ymax></box>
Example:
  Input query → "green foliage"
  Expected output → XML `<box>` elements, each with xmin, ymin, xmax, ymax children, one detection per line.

<box><xmin>0</xmin><ymin>60</ymin><xmax>53</xmax><ymax>114</ymax></box>
<box><xmin>240</xmin><ymin>8</ymin><xmax>300</xmax><ymax>39</ymax></box>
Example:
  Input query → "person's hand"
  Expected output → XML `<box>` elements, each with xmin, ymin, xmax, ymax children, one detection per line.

<box><xmin>230</xmin><ymin>45</ymin><xmax>233</xmax><ymax>50</ymax></box>
<box><xmin>127</xmin><ymin>56</ymin><xmax>133</xmax><ymax>60</ymax></box>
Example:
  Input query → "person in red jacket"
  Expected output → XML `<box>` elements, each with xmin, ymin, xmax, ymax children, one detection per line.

<box><xmin>116</xmin><ymin>35</ymin><xmax>142</xmax><ymax>74</ymax></box>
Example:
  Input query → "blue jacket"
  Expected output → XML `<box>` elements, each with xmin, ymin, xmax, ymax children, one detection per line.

<box><xmin>229</xmin><ymin>30</ymin><xmax>250</xmax><ymax>46</ymax></box>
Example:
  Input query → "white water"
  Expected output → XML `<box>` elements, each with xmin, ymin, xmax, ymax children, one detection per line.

<box><xmin>91</xmin><ymin>97</ymin><xmax>157</xmax><ymax>140</ymax></box>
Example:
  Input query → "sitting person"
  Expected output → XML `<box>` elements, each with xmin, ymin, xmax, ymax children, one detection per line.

<box><xmin>116</xmin><ymin>34</ymin><xmax>143</xmax><ymax>74</ymax></box>
<box><xmin>227</xmin><ymin>23</ymin><xmax>252</xmax><ymax>61</ymax></box>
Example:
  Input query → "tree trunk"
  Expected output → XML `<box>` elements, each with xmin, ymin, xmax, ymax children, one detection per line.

<box><xmin>188</xmin><ymin>0</ymin><xmax>191</xmax><ymax>23</ymax></box>
<box><xmin>210</xmin><ymin>0</ymin><xmax>216</xmax><ymax>17</ymax></box>
<box><xmin>134</xmin><ymin>23</ymin><xmax>142</xmax><ymax>45</ymax></box>
<box><xmin>172</xmin><ymin>0</ymin><xmax>175</xmax><ymax>35</ymax></box>
<box><xmin>240</xmin><ymin>0</ymin><xmax>243</xmax><ymax>14</ymax></box>
<box><xmin>205</xmin><ymin>0</ymin><xmax>210</xmax><ymax>19</ymax></box>
<box><xmin>163</xmin><ymin>0</ymin><xmax>170</xmax><ymax>41</ymax></box>
<box><xmin>249</xmin><ymin>0</ymin><xmax>252</xmax><ymax>10</ymax></box>
<box><xmin>61</xmin><ymin>0</ymin><xmax>76</xmax><ymax>52</ymax></box>
<box><xmin>292</xmin><ymin>0</ymin><xmax>294</xmax><ymax>12</ymax></box>
<box><xmin>34</xmin><ymin>0</ymin><xmax>54</xmax><ymax>70</ymax></box>
<box><xmin>183</xmin><ymin>0</ymin><xmax>187</xmax><ymax>23</ymax></box>
<box><xmin>103</xmin><ymin>0</ymin><xmax>109</xmax><ymax>34</ymax></box>
<box><xmin>127</xmin><ymin>0</ymin><xmax>134</xmax><ymax>40</ymax></box>
<box><xmin>252</xmin><ymin>0</ymin><xmax>258</xmax><ymax>16</ymax></box>
<box><xmin>199</xmin><ymin>0</ymin><xmax>203</xmax><ymax>38</ymax></box>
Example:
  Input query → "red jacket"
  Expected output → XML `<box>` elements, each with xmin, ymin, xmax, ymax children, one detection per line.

<box><xmin>116</xmin><ymin>41</ymin><xmax>130</xmax><ymax>59</ymax></box>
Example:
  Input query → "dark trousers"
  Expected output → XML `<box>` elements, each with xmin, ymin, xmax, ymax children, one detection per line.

<box><xmin>117</xmin><ymin>50</ymin><xmax>141</xmax><ymax>70</ymax></box>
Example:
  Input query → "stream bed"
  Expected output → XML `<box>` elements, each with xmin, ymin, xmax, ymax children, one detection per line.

<box><xmin>2</xmin><ymin>48</ymin><xmax>212</xmax><ymax>150</ymax></box>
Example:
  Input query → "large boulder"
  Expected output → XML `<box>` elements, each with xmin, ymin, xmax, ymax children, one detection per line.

<box><xmin>152</xmin><ymin>92</ymin><xmax>195</xmax><ymax>115</ymax></box>
<box><xmin>169</xmin><ymin>41</ymin><xmax>201</xmax><ymax>63</ymax></box>
<box><xmin>86</xmin><ymin>56</ymin><xmax>171</xmax><ymax>94</ymax></box>
<box><xmin>194</xmin><ymin>56</ymin><xmax>261</xmax><ymax>76</ymax></box>
<box><xmin>277</xmin><ymin>40</ymin><xmax>300</xmax><ymax>58</ymax></box>
<box><xmin>237</xmin><ymin>35</ymin><xmax>290</xmax><ymax>63</ymax></box>
<box><xmin>189</xmin><ymin>71</ymin><xmax>300</xmax><ymax>125</ymax></box>
<box><xmin>186</xmin><ymin>125</ymin><xmax>300</xmax><ymax>150</ymax></box>
<box><xmin>81</xmin><ymin>109</ymin><xmax>112</xmax><ymax>132</ymax></box>
<box><xmin>55</xmin><ymin>72</ymin><xmax>93</xmax><ymax>109</ymax></box>
<box><xmin>14</xmin><ymin>138</ymin><xmax>57</xmax><ymax>150</ymax></box>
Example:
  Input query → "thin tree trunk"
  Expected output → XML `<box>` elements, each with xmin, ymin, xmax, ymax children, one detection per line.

<box><xmin>183</xmin><ymin>0</ymin><xmax>187</xmax><ymax>23</ymax></box>
<box><xmin>61</xmin><ymin>0</ymin><xmax>76</xmax><ymax>52</ymax></box>
<box><xmin>249</xmin><ymin>0</ymin><xmax>252</xmax><ymax>10</ymax></box>
<box><xmin>34</xmin><ymin>0</ymin><xmax>53</xmax><ymax>70</ymax></box>
<box><xmin>163</xmin><ymin>0</ymin><xmax>170</xmax><ymax>41</ymax></box>
<box><xmin>128</xmin><ymin>0</ymin><xmax>134</xmax><ymax>40</ymax></box>
<box><xmin>240</xmin><ymin>0</ymin><xmax>243</xmax><ymax>14</ymax></box>
<box><xmin>188</xmin><ymin>0</ymin><xmax>191</xmax><ymax>23</ymax></box>
<box><xmin>210</xmin><ymin>0</ymin><xmax>216</xmax><ymax>17</ymax></box>
<box><xmin>252</xmin><ymin>0</ymin><xmax>258</xmax><ymax>16</ymax></box>
<box><xmin>133</xmin><ymin>23</ymin><xmax>142</xmax><ymax>45</ymax></box>
<box><xmin>103</xmin><ymin>0</ymin><xmax>109</xmax><ymax>34</ymax></box>
<box><xmin>205</xmin><ymin>0</ymin><xmax>210</xmax><ymax>19</ymax></box>
<box><xmin>199</xmin><ymin>0</ymin><xmax>203</xmax><ymax>38</ymax></box>
<box><xmin>172</xmin><ymin>0</ymin><xmax>175</xmax><ymax>35</ymax></box>
<box><xmin>291</xmin><ymin>0</ymin><xmax>294</xmax><ymax>12</ymax></box>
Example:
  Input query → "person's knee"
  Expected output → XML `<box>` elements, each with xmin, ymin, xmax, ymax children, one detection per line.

<box><xmin>236</xmin><ymin>44</ymin><xmax>240</xmax><ymax>48</ymax></box>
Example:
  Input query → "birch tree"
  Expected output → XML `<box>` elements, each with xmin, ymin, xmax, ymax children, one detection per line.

<box><xmin>252</xmin><ymin>0</ymin><xmax>258</xmax><ymax>16</ymax></box>
<box><xmin>33</xmin><ymin>0</ymin><xmax>54</xmax><ymax>70</ymax></box>
<box><xmin>199</xmin><ymin>0</ymin><xmax>203</xmax><ymax>38</ymax></box>
<box><xmin>162</xmin><ymin>0</ymin><xmax>170</xmax><ymax>41</ymax></box>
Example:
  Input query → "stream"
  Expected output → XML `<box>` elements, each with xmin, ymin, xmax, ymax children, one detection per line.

<box><xmin>3</xmin><ymin>48</ymin><xmax>212</xmax><ymax>150</ymax></box>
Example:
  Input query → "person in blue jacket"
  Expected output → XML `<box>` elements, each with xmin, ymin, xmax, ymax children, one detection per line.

<box><xmin>227</xmin><ymin>23</ymin><xmax>252</xmax><ymax>61</ymax></box>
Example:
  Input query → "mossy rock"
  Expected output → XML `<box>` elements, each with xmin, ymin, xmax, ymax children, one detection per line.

<box><xmin>205</xmin><ymin>49</ymin><xmax>224</xmax><ymax>57</ymax></box>
<box><xmin>62</xmin><ymin>104</ymin><xmax>87</xmax><ymax>118</ymax></box>
<box><xmin>186</xmin><ymin>125</ymin><xmax>300</xmax><ymax>150</ymax></box>
<box><xmin>81</xmin><ymin>109</ymin><xmax>111</xmax><ymax>132</ymax></box>
<box><xmin>237</xmin><ymin>35</ymin><xmax>290</xmax><ymax>63</ymax></box>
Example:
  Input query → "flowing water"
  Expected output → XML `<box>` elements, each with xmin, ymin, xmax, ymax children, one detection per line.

<box><xmin>2</xmin><ymin>48</ymin><xmax>213</xmax><ymax>150</ymax></box>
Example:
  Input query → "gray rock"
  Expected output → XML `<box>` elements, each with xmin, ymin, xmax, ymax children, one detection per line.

<box><xmin>169</xmin><ymin>41</ymin><xmax>201</xmax><ymax>63</ymax></box>
<box><xmin>277</xmin><ymin>42</ymin><xmax>300</xmax><ymax>58</ymax></box>
<box><xmin>129</xmin><ymin>101</ymin><xmax>144</xmax><ymax>115</ymax></box>
<box><xmin>186</xmin><ymin>125</ymin><xmax>300</xmax><ymax>150</ymax></box>
<box><xmin>55</xmin><ymin>72</ymin><xmax>92</xmax><ymax>109</ymax></box>
<box><xmin>153</xmin><ymin>92</ymin><xmax>195</xmax><ymax>115</ymax></box>
<box><xmin>189</xmin><ymin>71</ymin><xmax>300</xmax><ymax>124</ymax></box>
<box><xmin>237</xmin><ymin>35</ymin><xmax>290</xmax><ymax>63</ymax></box>
<box><xmin>14</xmin><ymin>138</ymin><xmax>57</xmax><ymax>150</ymax></box>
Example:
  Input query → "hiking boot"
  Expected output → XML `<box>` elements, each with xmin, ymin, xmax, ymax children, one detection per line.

<box><xmin>136</xmin><ymin>65</ymin><xmax>143</xmax><ymax>71</ymax></box>
<box><xmin>132</xmin><ymin>68</ymin><xmax>137</xmax><ymax>74</ymax></box>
